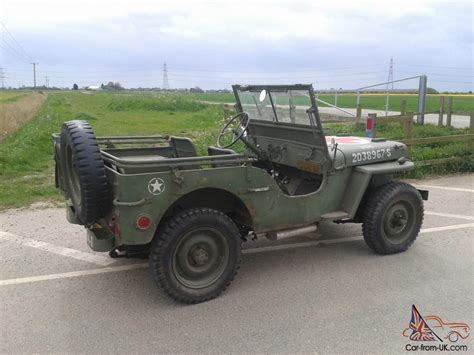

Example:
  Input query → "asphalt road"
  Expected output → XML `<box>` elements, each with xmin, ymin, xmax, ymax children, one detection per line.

<box><xmin>1</xmin><ymin>174</ymin><xmax>473</xmax><ymax>353</ymax></box>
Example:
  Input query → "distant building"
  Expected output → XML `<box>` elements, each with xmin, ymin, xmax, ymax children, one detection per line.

<box><xmin>87</xmin><ymin>85</ymin><xmax>102</xmax><ymax>91</ymax></box>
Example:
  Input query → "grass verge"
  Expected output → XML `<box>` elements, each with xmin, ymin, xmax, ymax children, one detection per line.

<box><xmin>0</xmin><ymin>92</ymin><xmax>48</xmax><ymax>139</ymax></box>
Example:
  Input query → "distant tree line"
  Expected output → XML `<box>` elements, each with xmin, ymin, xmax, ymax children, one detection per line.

<box><xmin>101</xmin><ymin>82</ymin><xmax>123</xmax><ymax>90</ymax></box>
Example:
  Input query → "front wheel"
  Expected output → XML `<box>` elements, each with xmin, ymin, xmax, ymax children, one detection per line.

<box><xmin>362</xmin><ymin>182</ymin><xmax>423</xmax><ymax>255</ymax></box>
<box><xmin>149</xmin><ymin>208</ymin><xmax>242</xmax><ymax>304</ymax></box>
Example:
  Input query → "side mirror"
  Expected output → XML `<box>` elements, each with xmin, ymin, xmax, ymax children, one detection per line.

<box><xmin>259</xmin><ymin>89</ymin><xmax>267</xmax><ymax>102</ymax></box>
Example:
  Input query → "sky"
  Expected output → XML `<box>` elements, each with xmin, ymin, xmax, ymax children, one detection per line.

<box><xmin>0</xmin><ymin>0</ymin><xmax>472</xmax><ymax>91</ymax></box>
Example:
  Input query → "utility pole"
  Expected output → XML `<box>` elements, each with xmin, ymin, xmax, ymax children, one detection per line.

<box><xmin>0</xmin><ymin>67</ymin><xmax>5</xmax><ymax>89</ymax></box>
<box><xmin>162</xmin><ymin>62</ymin><xmax>169</xmax><ymax>90</ymax></box>
<box><xmin>385</xmin><ymin>57</ymin><xmax>394</xmax><ymax>116</ymax></box>
<box><xmin>44</xmin><ymin>76</ymin><xmax>49</xmax><ymax>88</ymax></box>
<box><xmin>31</xmin><ymin>62</ymin><xmax>38</xmax><ymax>88</ymax></box>
<box><xmin>387</xmin><ymin>57</ymin><xmax>394</xmax><ymax>89</ymax></box>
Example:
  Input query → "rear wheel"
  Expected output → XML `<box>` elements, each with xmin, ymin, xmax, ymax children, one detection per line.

<box><xmin>149</xmin><ymin>208</ymin><xmax>242</xmax><ymax>304</ymax></box>
<box><xmin>362</xmin><ymin>182</ymin><xmax>423</xmax><ymax>254</ymax></box>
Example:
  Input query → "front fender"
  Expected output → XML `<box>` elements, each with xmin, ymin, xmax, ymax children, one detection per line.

<box><xmin>342</xmin><ymin>160</ymin><xmax>415</xmax><ymax>218</ymax></box>
<box><xmin>354</xmin><ymin>160</ymin><xmax>415</xmax><ymax>174</ymax></box>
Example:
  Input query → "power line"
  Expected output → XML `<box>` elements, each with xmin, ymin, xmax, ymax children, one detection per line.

<box><xmin>168</xmin><ymin>63</ymin><xmax>388</xmax><ymax>73</ymax></box>
<box><xmin>428</xmin><ymin>79</ymin><xmax>473</xmax><ymax>84</ymax></box>
<box><xmin>0</xmin><ymin>39</ymin><xmax>30</xmax><ymax>63</ymax></box>
<box><xmin>167</xmin><ymin>70</ymin><xmax>386</xmax><ymax>80</ymax></box>
<box><xmin>3</xmin><ymin>63</ymin><xmax>389</xmax><ymax>75</ymax></box>
<box><xmin>0</xmin><ymin>22</ymin><xmax>33</xmax><ymax>62</ymax></box>
<box><xmin>1</xmin><ymin>70</ymin><xmax>388</xmax><ymax>80</ymax></box>
<box><xmin>397</xmin><ymin>71</ymin><xmax>473</xmax><ymax>78</ymax></box>
<box><xmin>397</xmin><ymin>63</ymin><xmax>472</xmax><ymax>70</ymax></box>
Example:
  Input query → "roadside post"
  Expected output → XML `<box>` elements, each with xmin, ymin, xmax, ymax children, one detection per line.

<box><xmin>470</xmin><ymin>110</ymin><xmax>474</xmax><ymax>150</ymax></box>
<box><xmin>405</xmin><ymin>112</ymin><xmax>414</xmax><ymax>158</ymax></box>
<box><xmin>365</xmin><ymin>113</ymin><xmax>376</xmax><ymax>138</ymax></box>
<box><xmin>416</xmin><ymin>75</ymin><xmax>427</xmax><ymax>125</ymax></box>
<box><xmin>356</xmin><ymin>104</ymin><xmax>362</xmax><ymax>118</ymax></box>
<box><xmin>446</xmin><ymin>97</ymin><xmax>453</xmax><ymax>128</ymax></box>
<box><xmin>400</xmin><ymin>100</ymin><xmax>406</xmax><ymax>116</ymax></box>
<box><xmin>438</xmin><ymin>96</ymin><xmax>445</xmax><ymax>126</ymax></box>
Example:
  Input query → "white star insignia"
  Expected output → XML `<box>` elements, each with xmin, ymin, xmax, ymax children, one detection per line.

<box><xmin>148</xmin><ymin>178</ymin><xmax>165</xmax><ymax>195</ymax></box>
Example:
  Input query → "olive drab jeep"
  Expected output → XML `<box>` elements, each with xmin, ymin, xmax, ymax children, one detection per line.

<box><xmin>52</xmin><ymin>84</ymin><xmax>428</xmax><ymax>303</ymax></box>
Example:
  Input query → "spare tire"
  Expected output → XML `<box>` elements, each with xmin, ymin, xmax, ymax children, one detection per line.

<box><xmin>60</xmin><ymin>120</ymin><xmax>111</xmax><ymax>224</ymax></box>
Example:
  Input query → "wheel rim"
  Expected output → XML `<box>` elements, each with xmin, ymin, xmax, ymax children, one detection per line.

<box><xmin>64</xmin><ymin>144</ymin><xmax>82</xmax><ymax>207</ymax></box>
<box><xmin>383</xmin><ymin>200</ymin><xmax>415</xmax><ymax>244</ymax></box>
<box><xmin>172</xmin><ymin>227</ymin><xmax>229</xmax><ymax>289</ymax></box>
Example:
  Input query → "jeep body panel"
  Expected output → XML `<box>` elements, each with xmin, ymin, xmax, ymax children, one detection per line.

<box><xmin>101</xmin><ymin>161</ymin><xmax>353</xmax><ymax>246</ymax></box>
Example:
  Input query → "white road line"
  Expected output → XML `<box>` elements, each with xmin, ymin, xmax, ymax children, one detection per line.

<box><xmin>0</xmin><ymin>231</ymin><xmax>114</xmax><ymax>266</ymax></box>
<box><xmin>2</xmin><ymin>222</ymin><xmax>473</xmax><ymax>286</ymax></box>
<box><xmin>1</xmin><ymin>209</ymin><xmax>470</xmax><ymax>268</ymax></box>
<box><xmin>415</xmin><ymin>185</ymin><xmax>474</xmax><ymax>193</ymax></box>
<box><xmin>0</xmin><ymin>263</ymin><xmax>148</xmax><ymax>286</ymax></box>
<box><xmin>418</xmin><ymin>223</ymin><xmax>474</xmax><ymax>234</ymax></box>
<box><xmin>425</xmin><ymin>211</ymin><xmax>474</xmax><ymax>221</ymax></box>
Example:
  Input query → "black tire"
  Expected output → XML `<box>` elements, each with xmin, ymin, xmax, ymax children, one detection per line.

<box><xmin>59</xmin><ymin>120</ymin><xmax>110</xmax><ymax>224</ymax></box>
<box><xmin>149</xmin><ymin>208</ymin><xmax>242</xmax><ymax>304</ymax></box>
<box><xmin>54</xmin><ymin>140</ymin><xmax>69</xmax><ymax>198</ymax></box>
<box><xmin>362</xmin><ymin>182</ymin><xmax>423</xmax><ymax>255</ymax></box>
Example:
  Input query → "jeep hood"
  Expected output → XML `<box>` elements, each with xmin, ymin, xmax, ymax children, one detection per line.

<box><xmin>326</xmin><ymin>136</ymin><xmax>409</xmax><ymax>167</ymax></box>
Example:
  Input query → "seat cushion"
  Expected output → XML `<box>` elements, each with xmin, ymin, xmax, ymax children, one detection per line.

<box><xmin>207</xmin><ymin>146</ymin><xmax>236</xmax><ymax>156</ymax></box>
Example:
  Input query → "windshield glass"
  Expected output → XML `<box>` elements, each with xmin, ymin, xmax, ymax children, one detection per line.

<box><xmin>235</xmin><ymin>88</ymin><xmax>314</xmax><ymax>125</ymax></box>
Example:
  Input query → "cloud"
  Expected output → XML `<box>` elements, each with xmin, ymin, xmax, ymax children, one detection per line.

<box><xmin>1</xmin><ymin>0</ymin><xmax>472</xmax><ymax>90</ymax></box>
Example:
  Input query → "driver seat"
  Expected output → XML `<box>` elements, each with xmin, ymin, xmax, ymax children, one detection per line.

<box><xmin>207</xmin><ymin>146</ymin><xmax>237</xmax><ymax>168</ymax></box>
<box><xmin>207</xmin><ymin>146</ymin><xmax>236</xmax><ymax>156</ymax></box>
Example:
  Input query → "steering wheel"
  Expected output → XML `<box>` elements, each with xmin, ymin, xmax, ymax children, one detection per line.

<box><xmin>217</xmin><ymin>111</ymin><xmax>250</xmax><ymax>148</ymax></box>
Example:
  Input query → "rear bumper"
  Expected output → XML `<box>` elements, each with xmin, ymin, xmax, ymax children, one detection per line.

<box><xmin>66</xmin><ymin>204</ymin><xmax>116</xmax><ymax>252</ymax></box>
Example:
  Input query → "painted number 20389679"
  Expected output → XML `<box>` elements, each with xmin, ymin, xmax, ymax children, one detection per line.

<box><xmin>352</xmin><ymin>148</ymin><xmax>391</xmax><ymax>163</ymax></box>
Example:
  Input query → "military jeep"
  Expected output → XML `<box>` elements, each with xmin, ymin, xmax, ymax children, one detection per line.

<box><xmin>53</xmin><ymin>84</ymin><xmax>427</xmax><ymax>303</ymax></box>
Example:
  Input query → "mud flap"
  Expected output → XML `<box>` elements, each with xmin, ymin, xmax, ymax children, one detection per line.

<box><xmin>66</xmin><ymin>203</ymin><xmax>80</xmax><ymax>225</ymax></box>
<box><xmin>86</xmin><ymin>228</ymin><xmax>115</xmax><ymax>252</ymax></box>
<box><xmin>417</xmin><ymin>189</ymin><xmax>429</xmax><ymax>201</ymax></box>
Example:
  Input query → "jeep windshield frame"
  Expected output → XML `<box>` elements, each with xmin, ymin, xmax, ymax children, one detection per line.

<box><xmin>232</xmin><ymin>84</ymin><xmax>324</xmax><ymax>134</ymax></box>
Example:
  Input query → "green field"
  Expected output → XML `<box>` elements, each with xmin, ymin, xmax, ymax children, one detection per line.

<box><xmin>188</xmin><ymin>93</ymin><xmax>474</xmax><ymax>115</ymax></box>
<box><xmin>0</xmin><ymin>91</ymin><xmax>472</xmax><ymax>210</ymax></box>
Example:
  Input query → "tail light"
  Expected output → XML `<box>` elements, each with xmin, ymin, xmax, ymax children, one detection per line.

<box><xmin>136</xmin><ymin>215</ymin><xmax>151</xmax><ymax>230</ymax></box>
